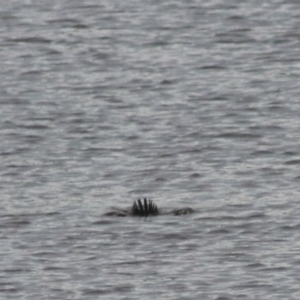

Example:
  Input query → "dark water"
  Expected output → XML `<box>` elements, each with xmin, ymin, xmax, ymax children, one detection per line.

<box><xmin>1</xmin><ymin>0</ymin><xmax>300</xmax><ymax>299</ymax></box>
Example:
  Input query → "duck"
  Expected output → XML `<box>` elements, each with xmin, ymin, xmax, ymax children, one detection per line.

<box><xmin>104</xmin><ymin>198</ymin><xmax>194</xmax><ymax>217</ymax></box>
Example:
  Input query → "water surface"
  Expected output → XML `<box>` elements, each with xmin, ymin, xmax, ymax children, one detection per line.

<box><xmin>1</xmin><ymin>0</ymin><xmax>300</xmax><ymax>299</ymax></box>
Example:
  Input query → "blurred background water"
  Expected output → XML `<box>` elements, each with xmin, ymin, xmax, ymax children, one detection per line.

<box><xmin>1</xmin><ymin>0</ymin><xmax>300</xmax><ymax>299</ymax></box>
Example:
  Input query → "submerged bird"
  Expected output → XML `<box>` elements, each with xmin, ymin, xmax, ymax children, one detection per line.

<box><xmin>104</xmin><ymin>198</ymin><xmax>194</xmax><ymax>217</ymax></box>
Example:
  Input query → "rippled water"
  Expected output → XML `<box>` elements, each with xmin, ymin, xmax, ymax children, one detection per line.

<box><xmin>1</xmin><ymin>0</ymin><xmax>300</xmax><ymax>299</ymax></box>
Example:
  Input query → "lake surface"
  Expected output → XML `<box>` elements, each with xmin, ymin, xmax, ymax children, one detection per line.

<box><xmin>1</xmin><ymin>0</ymin><xmax>300</xmax><ymax>299</ymax></box>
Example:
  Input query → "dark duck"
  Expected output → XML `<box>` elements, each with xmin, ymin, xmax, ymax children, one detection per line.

<box><xmin>104</xmin><ymin>198</ymin><xmax>194</xmax><ymax>217</ymax></box>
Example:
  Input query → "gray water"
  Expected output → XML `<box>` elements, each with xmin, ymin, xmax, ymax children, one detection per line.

<box><xmin>1</xmin><ymin>0</ymin><xmax>300</xmax><ymax>299</ymax></box>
